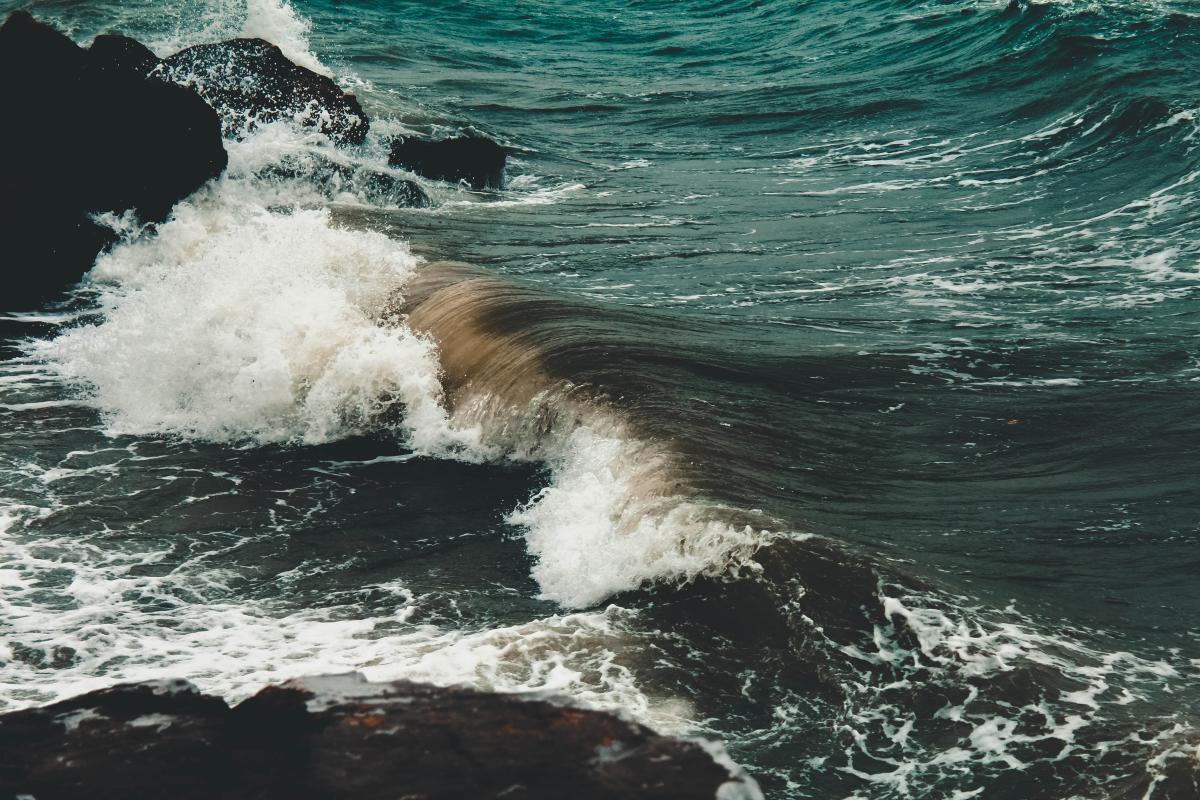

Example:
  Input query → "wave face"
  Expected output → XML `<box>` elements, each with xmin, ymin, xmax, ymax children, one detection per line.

<box><xmin>2</xmin><ymin>0</ymin><xmax>1200</xmax><ymax>797</ymax></box>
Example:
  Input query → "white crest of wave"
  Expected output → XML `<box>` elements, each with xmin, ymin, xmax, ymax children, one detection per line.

<box><xmin>137</xmin><ymin>0</ymin><xmax>329</xmax><ymax>75</ymax></box>
<box><xmin>506</xmin><ymin>423</ymin><xmax>765</xmax><ymax>608</ymax></box>
<box><xmin>35</xmin><ymin>191</ymin><xmax>463</xmax><ymax>450</ymax></box>
<box><xmin>239</xmin><ymin>0</ymin><xmax>328</xmax><ymax>75</ymax></box>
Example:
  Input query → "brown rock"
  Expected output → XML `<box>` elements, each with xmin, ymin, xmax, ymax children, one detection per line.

<box><xmin>0</xmin><ymin>674</ymin><xmax>761</xmax><ymax>800</ymax></box>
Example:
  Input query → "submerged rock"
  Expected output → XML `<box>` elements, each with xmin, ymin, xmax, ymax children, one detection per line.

<box><xmin>159</xmin><ymin>38</ymin><xmax>369</xmax><ymax>146</ymax></box>
<box><xmin>0</xmin><ymin>674</ymin><xmax>760</xmax><ymax>799</ymax></box>
<box><xmin>0</xmin><ymin>11</ymin><xmax>227</xmax><ymax>311</ymax></box>
<box><xmin>257</xmin><ymin>151</ymin><xmax>429</xmax><ymax>208</ymax></box>
<box><xmin>388</xmin><ymin>134</ymin><xmax>508</xmax><ymax>190</ymax></box>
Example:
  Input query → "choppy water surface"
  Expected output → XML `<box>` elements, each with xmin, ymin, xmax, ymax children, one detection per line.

<box><xmin>2</xmin><ymin>0</ymin><xmax>1199</xmax><ymax>796</ymax></box>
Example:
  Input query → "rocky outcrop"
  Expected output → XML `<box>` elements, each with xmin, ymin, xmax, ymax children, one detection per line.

<box><xmin>389</xmin><ymin>134</ymin><xmax>508</xmax><ymax>190</ymax></box>
<box><xmin>159</xmin><ymin>38</ymin><xmax>369</xmax><ymax>146</ymax></box>
<box><xmin>0</xmin><ymin>674</ymin><xmax>760</xmax><ymax>800</ymax></box>
<box><xmin>88</xmin><ymin>33</ymin><xmax>159</xmax><ymax>75</ymax></box>
<box><xmin>0</xmin><ymin>11</ymin><xmax>227</xmax><ymax>311</ymax></box>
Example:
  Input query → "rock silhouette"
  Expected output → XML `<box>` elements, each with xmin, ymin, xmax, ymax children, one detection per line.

<box><xmin>0</xmin><ymin>11</ymin><xmax>227</xmax><ymax>310</ymax></box>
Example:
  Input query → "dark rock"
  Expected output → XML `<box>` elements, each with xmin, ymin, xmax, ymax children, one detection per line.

<box><xmin>257</xmin><ymin>151</ymin><xmax>428</xmax><ymax>208</ymax></box>
<box><xmin>0</xmin><ymin>674</ymin><xmax>760</xmax><ymax>800</ymax></box>
<box><xmin>88</xmin><ymin>33</ymin><xmax>160</xmax><ymax>75</ymax></box>
<box><xmin>388</xmin><ymin>134</ymin><xmax>508</xmax><ymax>190</ymax></box>
<box><xmin>0</xmin><ymin>11</ymin><xmax>227</xmax><ymax>311</ymax></box>
<box><xmin>353</xmin><ymin>168</ymin><xmax>430</xmax><ymax>208</ymax></box>
<box><xmin>159</xmin><ymin>38</ymin><xmax>369</xmax><ymax>146</ymax></box>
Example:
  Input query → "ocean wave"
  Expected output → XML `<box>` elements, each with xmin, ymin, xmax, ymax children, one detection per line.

<box><xmin>25</xmin><ymin>133</ymin><xmax>765</xmax><ymax>609</ymax></box>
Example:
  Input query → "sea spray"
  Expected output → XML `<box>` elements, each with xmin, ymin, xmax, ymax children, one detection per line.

<box><xmin>507</xmin><ymin>420</ymin><xmax>767</xmax><ymax>607</ymax></box>
<box><xmin>36</xmin><ymin>195</ymin><xmax>460</xmax><ymax>449</ymax></box>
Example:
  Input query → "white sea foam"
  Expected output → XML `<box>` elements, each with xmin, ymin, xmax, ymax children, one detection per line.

<box><xmin>507</xmin><ymin>423</ymin><xmax>765</xmax><ymax>608</ymax></box>
<box><xmin>239</xmin><ymin>0</ymin><xmax>326</xmax><ymax>74</ymax></box>
<box><xmin>432</xmin><ymin>181</ymin><xmax>587</xmax><ymax>210</ymax></box>
<box><xmin>137</xmin><ymin>0</ymin><xmax>329</xmax><ymax>74</ymax></box>
<box><xmin>33</xmin><ymin>188</ymin><xmax>465</xmax><ymax>450</ymax></box>
<box><xmin>830</xmin><ymin>586</ymin><xmax>1200</xmax><ymax>795</ymax></box>
<box><xmin>0</xmin><ymin>500</ymin><xmax>686</xmax><ymax>728</ymax></box>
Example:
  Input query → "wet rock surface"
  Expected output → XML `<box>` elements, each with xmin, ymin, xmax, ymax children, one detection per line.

<box><xmin>257</xmin><ymin>151</ymin><xmax>429</xmax><ymax>208</ymax></box>
<box><xmin>0</xmin><ymin>674</ymin><xmax>760</xmax><ymax>800</ymax></box>
<box><xmin>159</xmin><ymin>38</ymin><xmax>370</xmax><ymax>146</ymax></box>
<box><xmin>389</xmin><ymin>134</ymin><xmax>508</xmax><ymax>190</ymax></box>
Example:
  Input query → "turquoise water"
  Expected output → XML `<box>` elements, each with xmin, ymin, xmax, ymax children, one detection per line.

<box><xmin>2</xmin><ymin>0</ymin><xmax>1199</xmax><ymax>796</ymax></box>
